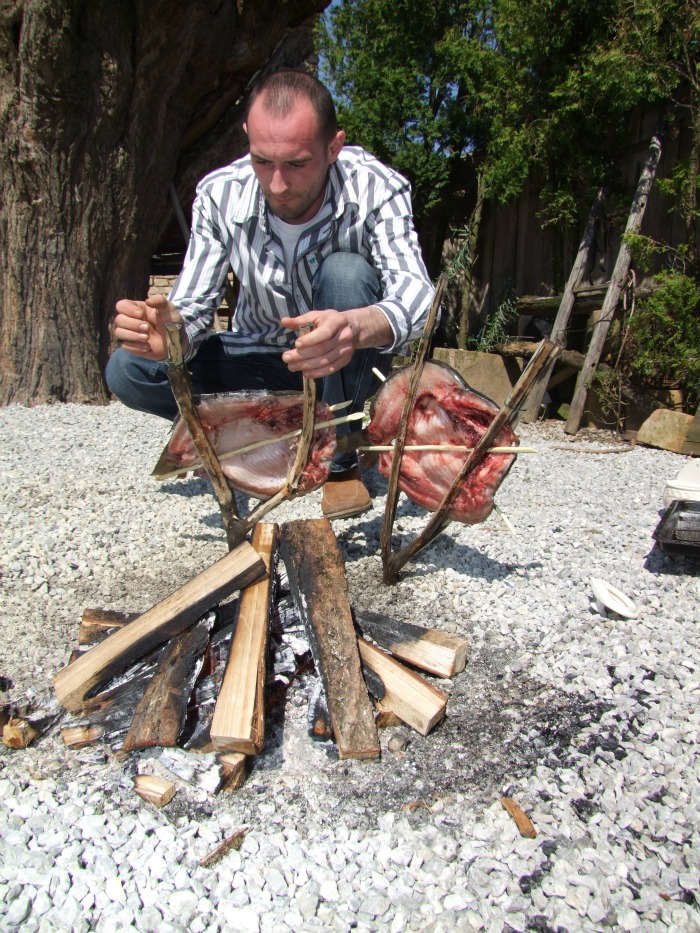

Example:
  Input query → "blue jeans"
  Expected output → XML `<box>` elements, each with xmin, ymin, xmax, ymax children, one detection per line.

<box><xmin>105</xmin><ymin>253</ymin><xmax>393</xmax><ymax>471</ymax></box>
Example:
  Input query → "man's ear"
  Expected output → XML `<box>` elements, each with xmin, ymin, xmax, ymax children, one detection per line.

<box><xmin>328</xmin><ymin>129</ymin><xmax>346</xmax><ymax>164</ymax></box>
<box><xmin>243</xmin><ymin>122</ymin><xmax>248</xmax><ymax>137</ymax></box>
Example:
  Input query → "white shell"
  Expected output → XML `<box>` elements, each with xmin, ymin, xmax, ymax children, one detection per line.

<box><xmin>590</xmin><ymin>577</ymin><xmax>639</xmax><ymax>619</ymax></box>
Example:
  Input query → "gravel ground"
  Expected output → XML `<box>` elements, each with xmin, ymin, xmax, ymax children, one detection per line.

<box><xmin>0</xmin><ymin>401</ymin><xmax>699</xmax><ymax>933</ymax></box>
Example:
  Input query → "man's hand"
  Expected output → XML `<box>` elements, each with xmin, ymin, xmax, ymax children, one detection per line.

<box><xmin>281</xmin><ymin>307</ymin><xmax>392</xmax><ymax>379</ymax></box>
<box><xmin>114</xmin><ymin>295</ymin><xmax>184</xmax><ymax>361</ymax></box>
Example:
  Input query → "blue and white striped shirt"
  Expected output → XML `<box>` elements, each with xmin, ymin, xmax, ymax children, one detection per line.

<box><xmin>170</xmin><ymin>146</ymin><xmax>435</xmax><ymax>361</ymax></box>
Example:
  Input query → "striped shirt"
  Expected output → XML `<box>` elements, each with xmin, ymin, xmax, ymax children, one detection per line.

<box><xmin>170</xmin><ymin>146</ymin><xmax>435</xmax><ymax>361</ymax></box>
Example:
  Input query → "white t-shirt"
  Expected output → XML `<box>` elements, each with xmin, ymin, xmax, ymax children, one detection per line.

<box><xmin>268</xmin><ymin>212</ymin><xmax>320</xmax><ymax>271</ymax></box>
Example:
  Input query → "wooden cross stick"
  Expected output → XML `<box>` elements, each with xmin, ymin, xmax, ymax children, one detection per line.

<box><xmin>381</xmin><ymin>337</ymin><xmax>561</xmax><ymax>584</ymax></box>
<box><xmin>165</xmin><ymin>323</ymin><xmax>245</xmax><ymax>551</ymax></box>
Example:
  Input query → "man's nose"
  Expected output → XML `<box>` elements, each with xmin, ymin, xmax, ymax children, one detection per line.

<box><xmin>270</xmin><ymin>168</ymin><xmax>288</xmax><ymax>195</ymax></box>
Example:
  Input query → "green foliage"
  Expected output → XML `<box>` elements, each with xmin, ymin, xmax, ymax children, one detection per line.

<box><xmin>626</xmin><ymin>271</ymin><xmax>700</xmax><ymax>412</ymax></box>
<box><xmin>467</xmin><ymin>284</ymin><xmax>518</xmax><ymax>352</ymax></box>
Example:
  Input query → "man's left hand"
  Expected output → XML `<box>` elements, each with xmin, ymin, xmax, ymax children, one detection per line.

<box><xmin>281</xmin><ymin>307</ymin><xmax>392</xmax><ymax>379</ymax></box>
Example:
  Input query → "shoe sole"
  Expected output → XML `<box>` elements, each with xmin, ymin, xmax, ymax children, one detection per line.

<box><xmin>322</xmin><ymin>501</ymin><xmax>372</xmax><ymax>520</ymax></box>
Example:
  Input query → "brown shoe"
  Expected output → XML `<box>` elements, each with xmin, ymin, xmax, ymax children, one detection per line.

<box><xmin>321</xmin><ymin>467</ymin><xmax>372</xmax><ymax>520</ymax></box>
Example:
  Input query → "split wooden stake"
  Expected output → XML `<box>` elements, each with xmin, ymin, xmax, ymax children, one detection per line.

<box><xmin>210</xmin><ymin>523</ymin><xmax>279</xmax><ymax>754</ymax></box>
<box><xmin>355</xmin><ymin>611</ymin><xmax>468</xmax><ymax>679</ymax></box>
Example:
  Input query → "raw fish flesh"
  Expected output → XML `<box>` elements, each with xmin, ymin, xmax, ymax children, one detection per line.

<box><xmin>368</xmin><ymin>362</ymin><xmax>518</xmax><ymax>522</ymax></box>
<box><xmin>153</xmin><ymin>392</ymin><xmax>336</xmax><ymax>498</ymax></box>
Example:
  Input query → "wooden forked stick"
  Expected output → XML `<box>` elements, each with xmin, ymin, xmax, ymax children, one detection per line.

<box><xmin>165</xmin><ymin>324</ymin><xmax>245</xmax><ymax>550</ymax></box>
<box><xmin>380</xmin><ymin>275</ymin><xmax>447</xmax><ymax>577</ymax></box>
<box><xmin>382</xmin><ymin>337</ymin><xmax>560</xmax><ymax>584</ymax></box>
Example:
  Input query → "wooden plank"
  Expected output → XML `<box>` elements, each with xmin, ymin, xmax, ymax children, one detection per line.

<box><xmin>210</xmin><ymin>523</ymin><xmax>279</xmax><ymax>754</ymax></box>
<box><xmin>121</xmin><ymin>615</ymin><xmax>214</xmax><ymax>753</ymax></box>
<box><xmin>358</xmin><ymin>638</ymin><xmax>448</xmax><ymax>736</ymax></box>
<box><xmin>53</xmin><ymin>541</ymin><xmax>265</xmax><ymax>713</ymax></box>
<box><xmin>355</xmin><ymin>611</ymin><xmax>468</xmax><ymax>678</ymax></box>
<box><xmin>280</xmin><ymin>519</ymin><xmax>380</xmax><ymax>760</ymax></box>
<box><xmin>79</xmin><ymin>609</ymin><xmax>138</xmax><ymax>644</ymax></box>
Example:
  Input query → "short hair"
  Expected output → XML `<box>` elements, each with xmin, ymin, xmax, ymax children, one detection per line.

<box><xmin>246</xmin><ymin>70</ymin><xmax>338</xmax><ymax>141</ymax></box>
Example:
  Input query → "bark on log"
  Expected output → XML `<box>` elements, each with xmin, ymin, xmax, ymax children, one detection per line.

<box><xmin>121</xmin><ymin>616</ymin><xmax>214</xmax><ymax>753</ymax></box>
<box><xmin>53</xmin><ymin>541</ymin><xmax>265</xmax><ymax>712</ymax></box>
<box><xmin>280</xmin><ymin>519</ymin><xmax>380</xmax><ymax>760</ymax></box>
<box><xmin>565</xmin><ymin>135</ymin><xmax>663</xmax><ymax>434</ymax></box>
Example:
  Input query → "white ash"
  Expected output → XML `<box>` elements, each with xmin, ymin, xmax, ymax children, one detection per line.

<box><xmin>0</xmin><ymin>402</ymin><xmax>699</xmax><ymax>932</ymax></box>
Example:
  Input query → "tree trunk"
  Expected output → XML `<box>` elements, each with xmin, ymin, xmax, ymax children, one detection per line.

<box><xmin>0</xmin><ymin>0</ymin><xmax>327</xmax><ymax>405</ymax></box>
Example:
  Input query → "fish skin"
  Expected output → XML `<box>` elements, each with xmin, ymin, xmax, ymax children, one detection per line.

<box><xmin>368</xmin><ymin>362</ymin><xmax>518</xmax><ymax>523</ymax></box>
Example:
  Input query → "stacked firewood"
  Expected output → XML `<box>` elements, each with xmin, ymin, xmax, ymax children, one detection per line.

<box><xmin>51</xmin><ymin>520</ymin><xmax>468</xmax><ymax>806</ymax></box>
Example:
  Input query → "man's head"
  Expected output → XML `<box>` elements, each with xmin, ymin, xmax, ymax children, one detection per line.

<box><xmin>244</xmin><ymin>71</ymin><xmax>345</xmax><ymax>224</ymax></box>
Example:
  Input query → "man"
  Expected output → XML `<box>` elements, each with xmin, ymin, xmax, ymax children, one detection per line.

<box><xmin>107</xmin><ymin>70</ymin><xmax>434</xmax><ymax>519</ymax></box>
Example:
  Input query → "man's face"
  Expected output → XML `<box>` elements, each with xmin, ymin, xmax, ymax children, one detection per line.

<box><xmin>245</xmin><ymin>95</ymin><xmax>345</xmax><ymax>224</ymax></box>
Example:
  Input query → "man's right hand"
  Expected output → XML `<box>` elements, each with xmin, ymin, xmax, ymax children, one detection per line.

<box><xmin>114</xmin><ymin>295</ymin><xmax>183</xmax><ymax>360</ymax></box>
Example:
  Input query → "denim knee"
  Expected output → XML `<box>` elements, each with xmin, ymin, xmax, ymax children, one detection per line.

<box><xmin>105</xmin><ymin>348</ymin><xmax>176</xmax><ymax>419</ymax></box>
<box><xmin>312</xmin><ymin>253</ymin><xmax>381</xmax><ymax>311</ymax></box>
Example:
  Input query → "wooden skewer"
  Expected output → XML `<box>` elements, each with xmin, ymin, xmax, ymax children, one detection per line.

<box><xmin>154</xmin><ymin>411</ymin><xmax>365</xmax><ymax>480</ymax></box>
<box><xmin>357</xmin><ymin>445</ymin><xmax>537</xmax><ymax>454</ymax></box>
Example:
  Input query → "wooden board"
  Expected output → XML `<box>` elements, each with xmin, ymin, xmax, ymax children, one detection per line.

<box><xmin>210</xmin><ymin>523</ymin><xmax>279</xmax><ymax>754</ymax></box>
<box><xmin>280</xmin><ymin>519</ymin><xmax>379</xmax><ymax>760</ymax></box>
<box><xmin>54</xmin><ymin>541</ymin><xmax>265</xmax><ymax>713</ymax></box>
<box><xmin>358</xmin><ymin>638</ymin><xmax>448</xmax><ymax>736</ymax></box>
<box><xmin>355</xmin><ymin>610</ymin><xmax>468</xmax><ymax>678</ymax></box>
<box><xmin>121</xmin><ymin>615</ymin><xmax>214</xmax><ymax>753</ymax></box>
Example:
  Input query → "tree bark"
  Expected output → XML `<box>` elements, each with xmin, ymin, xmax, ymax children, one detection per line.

<box><xmin>0</xmin><ymin>0</ymin><xmax>327</xmax><ymax>405</ymax></box>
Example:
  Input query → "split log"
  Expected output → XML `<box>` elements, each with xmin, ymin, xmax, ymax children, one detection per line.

<box><xmin>53</xmin><ymin>541</ymin><xmax>265</xmax><ymax>713</ymax></box>
<box><xmin>358</xmin><ymin>639</ymin><xmax>448</xmax><ymax>736</ymax></box>
<box><xmin>79</xmin><ymin>609</ymin><xmax>138</xmax><ymax>645</ymax></box>
<box><xmin>565</xmin><ymin>135</ymin><xmax>663</xmax><ymax>434</ymax></box>
<box><xmin>280</xmin><ymin>519</ymin><xmax>380</xmax><ymax>760</ymax></box>
<box><xmin>61</xmin><ymin>724</ymin><xmax>105</xmax><ymax>749</ymax></box>
<box><xmin>210</xmin><ymin>523</ymin><xmax>279</xmax><ymax>754</ymax></box>
<box><xmin>355</xmin><ymin>611</ymin><xmax>468</xmax><ymax>678</ymax></box>
<box><xmin>121</xmin><ymin>615</ymin><xmax>214</xmax><ymax>753</ymax></box>
<box><xmin>133</xmin><ymin>774</ymin><xmax>176</xmax><ymax>807</ymax></box>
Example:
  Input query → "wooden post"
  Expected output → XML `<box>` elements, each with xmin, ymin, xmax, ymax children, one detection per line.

<box><xmin>164</xmin><ymin>323</ymin><xmax>245</xmax><ymax>550</ymax></box>
<box><xmin>565</xmin><ymin>135</ymin><xmax>663</xmax><ymax>435</ymax></box>
<box><xmin>522</xmin><ymin>187</ymin><xmax>605</xmax><ymax>422</ymax></box>
<box><xmin>210</xmin><ymin>523</ymin><xmax>279</xmax><ymax>754</ymax></box>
